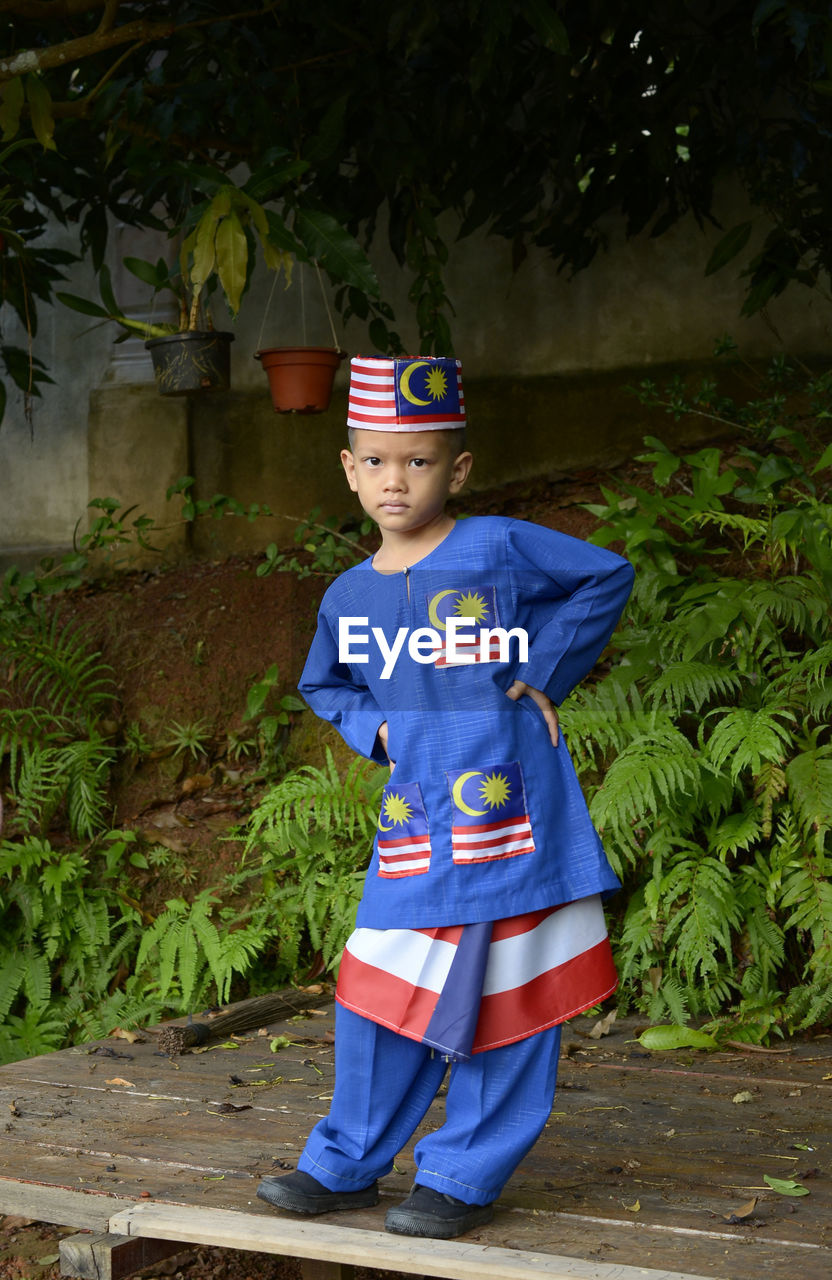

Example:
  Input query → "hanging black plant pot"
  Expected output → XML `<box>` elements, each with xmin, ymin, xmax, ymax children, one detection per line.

<box><xmin>145</xmin><ymin>331</ymin><xmax>234</xmax><ymax>396</ymax></box>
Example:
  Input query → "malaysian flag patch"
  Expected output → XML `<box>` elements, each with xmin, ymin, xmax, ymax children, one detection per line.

<box><xmin>447</xmin><ymin>761</ymin><xmax>535</xmax><ymax>863</ymax></box>
<box><xmin>423</xmin><ymin>585</ymin><xmax>511</xmax><ymax>666</ymax></box>
<box><xmin>376</xmin><ymin>781</ymin><xmax>432</xmax><ymax>877</ymax></box>
<box><xmin>347</xmin><ymin>356</ymin><xmax>466</xmax><ymax>431</ymax></box>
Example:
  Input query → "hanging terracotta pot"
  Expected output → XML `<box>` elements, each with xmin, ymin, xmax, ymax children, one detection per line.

<box><xmin>145</xmin><ymin>331</ymin><xmax>234</xmax><ymax>395</ymax></box>
<box><xmin>255</xmin><ymin>346</ymin><xmax>347</xmax><ymax>414</ymax></box>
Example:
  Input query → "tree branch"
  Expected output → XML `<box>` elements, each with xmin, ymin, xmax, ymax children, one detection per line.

<box><xmin>0</xmin><ymin>2</ymin><xmax>282</xmax><ymax>84</ymax></box>
<box><xmin>0</xmin><ymin>18</ymin><xmax>176</xmax><ymax>81</ymax></box>
<box><xmin>95</xmin><ymin>0</ymin><xmax>120</xmax><ymax>37</ymax></box>
<box><xmin>0</xmin><ymin>1</ymin><xmax>110</xmax><ymax>15</ymax></box>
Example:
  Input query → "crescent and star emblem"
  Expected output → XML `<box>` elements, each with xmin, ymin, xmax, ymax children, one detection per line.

<box><xmin>399</xmin><ymin>360</ymin><xmax>432</xmax><ymax>406</ymax></box>
<box><xmin>451</xmin><ymin>770</ymin><xmax>487</xmax><ymax>816</ymax></box>
<box><xmin>427</xmin><ymin>588</ymin><xmax>458</xmax><ymax>631</ymax></box>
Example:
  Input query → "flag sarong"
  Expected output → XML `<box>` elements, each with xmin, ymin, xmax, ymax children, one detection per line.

<box><xmin>336</xmin><ymin>894</ymin><xmax>617</xmax><ymax>1061</ymax></box>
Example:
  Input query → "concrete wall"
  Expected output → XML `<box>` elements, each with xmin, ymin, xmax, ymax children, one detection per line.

<box><xmin>2</xmin><ymin>183</ymin><xmax>830</xmax><ymax>567</ymax></box>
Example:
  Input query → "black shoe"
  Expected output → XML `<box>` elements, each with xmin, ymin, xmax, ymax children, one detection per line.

<box><xmin>257</xmin><ymin>1170</ymin><xmax>379</xmax><ymax>1214</ymax></box>
<box><xmin>385</xmin><ymin>1184</ymin><xmax>494</xmax><ymax>1238</ymax></box>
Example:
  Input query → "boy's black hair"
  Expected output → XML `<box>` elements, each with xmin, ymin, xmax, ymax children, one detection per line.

<box><xmin>347</xmin><ymin>426</ymin><xmax>467</xmax><ymax>455</ymax></box>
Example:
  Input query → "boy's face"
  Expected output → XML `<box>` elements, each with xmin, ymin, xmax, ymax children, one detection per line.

<box><xmin>341</xmin><ymin>429</ymin><xmax>472</xmax><ymax>537</ymax></box>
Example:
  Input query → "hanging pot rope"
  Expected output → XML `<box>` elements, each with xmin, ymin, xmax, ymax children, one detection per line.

<box><xmin>256</xmin><ymin>269</ymin><xmax>281</xmax><ymax>355</ymax></box>
<box><xmin>255</xmin><ymin>259</ymin><xmax>342</xmax><ymax>354</ymax></box>
<box><xmin>315</xmin><ymin>260</ymin><xmax>342</xmax><ymax>352</ymax></box>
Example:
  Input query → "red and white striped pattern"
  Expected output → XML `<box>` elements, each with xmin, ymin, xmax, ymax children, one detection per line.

<box><xmin>451</xmin><ymin>814</ymin><xmax>535</xmax><ymax>863</ymax></box>
<box><xmin>336</xmin><ymin>896</ymin><xmax>618</xmax><ymax>1052</ymax></box>
<box><xmin>434</xmin><ymin>635</ymin><xmax>507</xmax><ymax>666</ymax></box>
<box><xmin>347</xmin><ymin>356</ymin><xmax>466</xmax><ymax>431</ymax></box>
<box><xmin>378</xmin><ymin>831</ymin><xmax>432</xmax><ymax>877</ymax></box>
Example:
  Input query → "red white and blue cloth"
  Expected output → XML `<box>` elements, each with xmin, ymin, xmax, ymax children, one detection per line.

<box><xmin>347</xmin><ymin>356</ymin><xmax>466</xmax><ymax>432</ymax></box>
<box><xmin>336</xmin><ymin>893</ymin><xmax>617</xmax><ymax>1061</ymax></box>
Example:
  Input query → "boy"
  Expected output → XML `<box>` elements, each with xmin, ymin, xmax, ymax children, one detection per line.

<box><xmin>257</xmin><ymin>355</ymin><xmax>634</xmax><ymax>1238</ymax></box>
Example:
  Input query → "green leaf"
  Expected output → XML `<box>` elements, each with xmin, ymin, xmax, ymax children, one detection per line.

<box><xmin>25</xmin><ymin>75</ymin><xmax>56</xmax><ymax>151</ymax></box>
<box><xmin>187</xmin><ymin>209</ymin><xmax>219</xmax><ymax>292</ymax></box>
<box><xmin>214</xmin><ymin>209</ymin><xmax>248</xmax><ymax>317</ymax></box>
<box><xmin>294</xmin><ymin>208</ymin><xmax>380</xmax><ymax>297</ymax></box>
<box><xmin>56</xmin><ymin>292</ymin><xmax>112</xmax><ymax>318</ymax></box>
<box><xmin>0</xmin><ymin>77</ymin><xmax>24</xmax><ymax>141</ymax></box>
<box><xmin>752</xmin><ymin>0</ymin><xmax>785</xmax><ymax>31</ymax></box>
<box><xmin>636</xmin><ymin>1025</ymin><xmax>719</xmax><ymax>1051</ymax></box>
<box><xmin>707</xmin><ymin>708</ymin><xmax>794</xmax><ymax>781</ymax></box>
<box><xmin>98</xmin><ymin>263</ymin><xmax>119</xmax><ymax>317</ymax></box>
<box><xmin>265</xmin><ymin>209</ymin><xmax>305</xmax><ymax>257</ymax></box>
<box><xmin>704</xmin><ymin>222</ymin><xmax>752</xmax><ymax>276</ymax></box>
<box><xmin>763</xmin><ymin>1175</ymin><xmax>809</xmax><ymax>1196</ymax></box>
<box><xmin>522</xmin><ymin>0</ymin><xmax>569</xmax><ymax>53</ymax></box>
<box><xmin>812</xmin><ymin>442</ymin><xmax>832</xmax><ymax>474</ymax></box>
<box><xmin>786</xmin><ymin>747</ymin><xmax>832</xmax><ymax>842</ymax></box>
<box><xmin>124</xmin><ymin>256</ymin><xmax>168</xmax><ymax>288</ymax></box>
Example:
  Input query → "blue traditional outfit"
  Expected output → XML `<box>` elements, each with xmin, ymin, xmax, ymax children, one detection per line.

<box><xmin>293</xmin><ymin>357</ymin><xmax>634</xmax><ymax>1208</ymax></box>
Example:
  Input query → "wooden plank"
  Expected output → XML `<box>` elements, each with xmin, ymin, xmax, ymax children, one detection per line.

<box><xmin>2</xmin><ymin>1039</ymin><xmax>829</xmax><ymax>1252</ymax></box>
<box><xmin>2</xmin><ymin>1013</ymin><xmax>830</xmax><ymax>1280</ymax></box>
<box><xmin>109</xmin><ymin>1202</ymin><xmax>726</xmax><ymax>1280</ymax></box>
<box><xmin>0</xmin><ymin>1176</ymin><xmax>133</xmax><ymax>1230</ymax></box>
<box><xmin>59</xmin><ymin>1231</ymin><xmax>189</xmax><ymax>1280</ymax></box>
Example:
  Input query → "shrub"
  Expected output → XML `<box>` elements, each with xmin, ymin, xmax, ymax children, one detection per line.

<box><xmin>560</xmin><ymin>353</ymin><xmax>832</xmax><ymax>1040</ymax></box>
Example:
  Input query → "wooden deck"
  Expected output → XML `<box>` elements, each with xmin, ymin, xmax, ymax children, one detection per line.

<box><xmin>0</xmin><ymin>1003</ymin><xmax>829</xmax><ymax>1280</ymax></box>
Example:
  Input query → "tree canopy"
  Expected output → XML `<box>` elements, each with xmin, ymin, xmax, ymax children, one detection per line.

<box><xmin>1</xmin><ymin>0</ymin><xmax>831</xmax><ymax>422</ymax></box>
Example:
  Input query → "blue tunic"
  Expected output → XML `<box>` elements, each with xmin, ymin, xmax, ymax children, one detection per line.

<box><xmin>298</xmin><ymin>516</ymin><xmax>634</xmax><ymax>930</ymax></box>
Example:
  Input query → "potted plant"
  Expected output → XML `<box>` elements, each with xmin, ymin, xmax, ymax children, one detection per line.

<box><xmin>254</xmin><ymin>343</ymin><xmax>345</xmax><ymax>414</ymax></box>
<box><xmin>60</xmin><ymin>176</ymin><xmax>294</xmax><ymax>394</ymax></box>
<box><xmin>60</xmin><ymin>165</ymin><xmax>381</xmax><ymax>401</ymax></box>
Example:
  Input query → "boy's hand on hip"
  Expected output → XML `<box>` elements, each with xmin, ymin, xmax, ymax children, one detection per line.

<box><xmin>506</xmin><ymin>681</ymin><xmax>559</xmax><ymax>747</ymax></box>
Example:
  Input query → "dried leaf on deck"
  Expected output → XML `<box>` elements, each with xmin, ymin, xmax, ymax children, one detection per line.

<box><xmin>588</xmin><ymin>1009</ymin><xmax>617</xmax><ymax>1039</ymax></box>
<box><xmin>722</xmin><ymin>1195</ymin><xmax>757</xmax><ymax>1223</ymax></box>
<box><xmin>109</xmin><ymin>1027</ymin><xmax>144</xmax><ymax>1043</ymax></box>
<box><xmin>732</xmin><ymin>1090</ymin><xmax>754</xmax><ymax>1103</ymax></box>
<box><xmin>623</xmin><ymin>1199</ymin><xmax>640</xmax><ymax>1212</ymax></box>
<box><xmin>105</xmin><ymin>1077</ymin><xmax>135</xmax><ymax>1087</ymax></box>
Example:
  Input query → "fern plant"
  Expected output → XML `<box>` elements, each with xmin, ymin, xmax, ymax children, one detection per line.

<box><xmin>239</xmin><ymin>749</ymin><xmax>387</xmax><ymax>981</ymax></box>
<box><xmin>0</xmin><ymin>830</ymin><xmax>163</xmax><ymax>1063</ymax></box>
<box><xmin>0</xmin><ymin>607</ymin><xmax>116</xmax><ymax>839</ymax></box>
<box><xmin>562</xmin><ymin>352</ymin><xmax>832</xmax><ymax>1041</ymax></box>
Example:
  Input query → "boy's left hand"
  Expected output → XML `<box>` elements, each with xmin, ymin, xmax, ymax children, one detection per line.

<box><xmin>506</xmin><ymin>681</ymin><xmax>559</xmax><ymax>747</ymax></box>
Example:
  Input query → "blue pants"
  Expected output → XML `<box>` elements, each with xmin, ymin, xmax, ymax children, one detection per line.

<box><xmin>298</xmin><ymin>1005</ymin><xmax>561</xmax><ymax>1205</ymax></box>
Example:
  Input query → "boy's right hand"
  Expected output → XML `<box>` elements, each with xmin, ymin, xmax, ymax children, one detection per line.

<box><xmin>378</xmin><ymin>721</ymin><xmax>395</xmax><ymax>770</ymax></box>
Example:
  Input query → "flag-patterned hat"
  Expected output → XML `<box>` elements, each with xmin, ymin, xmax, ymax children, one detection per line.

<box><xmin>347</xmin><ymin>356</ymin><xmax>466</xmax><ymax>431</ymax></box>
